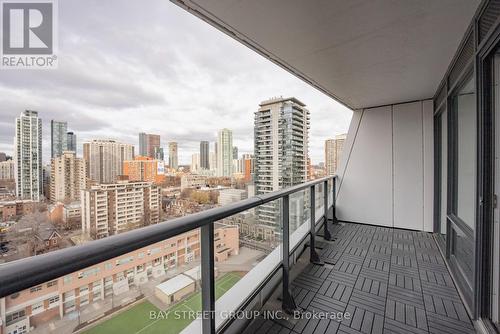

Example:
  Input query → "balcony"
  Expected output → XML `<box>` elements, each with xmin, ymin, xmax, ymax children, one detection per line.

<box><xmin>242</xmin><ymin>222</ymin><xmax>474</xmax><ymax>334</ymax></box>
<box><xmin>0</xmin><ymin>175</ymin><xmax>473</xmax><ymax>334</ymax></box>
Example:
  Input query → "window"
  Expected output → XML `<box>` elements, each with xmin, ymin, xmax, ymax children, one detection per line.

<box><xmin>116</xmin><ymin>256</ymin><xmax>134</xmax><ymax>265</ymax></box>
<box><xmin>30</xmin><ymin>285</ymin><xmax>42</xmax><ymax>293</ymax></box>
<box><xmin>48</xmin><ymin>296</ymin><xmax>60</xmax><ymax>306</ymax></box>
<box><xmin>78</xmin><ymin>267</ymin><xmax>100</xmax><ymax>279</ymax></box>
<box><xmin>6</xmin><ymin>310</ymin><xmax>26</xmax><ymax>326</ymax></box>
<box><xmin>449</xmin><ymin>74</ymin><xmax>476</xmax><ymax>288</ymax></box>
<box><xmin>63</xmin><ymin>291</ymin><xmax>75</xmax><ymax>301</ymax></box>
<box><xmin>63</xmin><ymin>276</ymin><xmax>72</xmax><ymax>285</ymax></box>
<box><xmin>31</xmin><ymin>302</ymin><xmax>43</xmax><ymax>314</ymax></box>
<box><xmin>453</xmin><ymin>76</ymin><xmax>477</xmax><ymax>229</ymax></box>
<box><xmin>47</xmin><ymin>280</ymin><xmax>57</xmax><ymax>287</ymax></box>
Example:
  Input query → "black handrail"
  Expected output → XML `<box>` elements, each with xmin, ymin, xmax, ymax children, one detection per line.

<box><xmin>0</xmin><ymin>174</ymin><xmax>337</xmax><ymax>333</ymax></box>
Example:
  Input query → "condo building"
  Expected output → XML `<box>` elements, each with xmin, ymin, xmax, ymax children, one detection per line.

<box><xmin>50</xmin><ymin>120</ymin><xmax>67</xmax><ymax>159</ymax></box>
<box><xmin>324</xmin><ymin>133</ymin><xmax>347</xmax><ymax>175</ymax></box>
<box><xmin>218</xmin><ymin>188</ymin><xmax>247</xmax><ymax>206</ymax></box>
<box><xmin>123</xmin><ymin>156</ymin><xmax>165</xmax><ymax>185</ymax></box>
<box><xmin>154</xmin><ymin>147</ymin><xmax>164</xmax><ymax>161</ymax></box>
<box><xmin>81</xmin><ymin>181</ymin><xmax>160</xmax><ymax>239</ymax></box>
<box><xmin>66</xmin><ymin>132</ymin><xmax>76</xmax><ymax>153</ymax></box>
<box><xmin>50</xmin><ymin>151</ymin><xmax>87</xmax><ymax>203</ymax></box>
<box><xmin>0</xmin><ymin>161</ymin><xmax>15</xmax><ymax>180</ymax></box>
<box><xmin>14</xmin><ymin>110</ymin><xmax>43</xmax><ymax>201</ymax></box>
<box><xmin>191</xmin><ymin>153</ymin><xmax>200</xmax><ymax>172</ymax></box>
<box><xmin>254</xmin><ymin>97</ymin><xmax>309</xmax><ymax>236</ymax></box>
<box><xmin>217</xmin><ymin>129</ymin><xmax>233</xmax><ymax>177</ymax></box>
<box><xmin>209</xmin><ymin>151</ymin><xmax>216</xmax><ymax>172</ymax></box>
<box><xmin>82</xmin><ymin>140</ymin><xmax>134</xmax><ymax>184</ymax></box>
<box><xmin>168</xmin><ymin>142</ymin><xmax>178</xmax><ymax>170</ymax></box>
<box><xmin>200</xmin><ymin>141</ymin><xmax>209</xmax><ymax>170</ymax></box>
<box><xmin>138</xmin><ymin>133</ymin><xmax>161</xmax><ymax>158</ymax></box>
<box><xmin>242</xmin><ymin>153</ymin><xmax>254</xmax><ymax>182</ymax></box>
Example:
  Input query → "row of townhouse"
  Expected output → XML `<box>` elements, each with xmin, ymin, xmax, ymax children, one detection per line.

<box><xmin>0</xmin><ymin>224</ymin><xmax>239</xmax><ymax>334</ymax></box>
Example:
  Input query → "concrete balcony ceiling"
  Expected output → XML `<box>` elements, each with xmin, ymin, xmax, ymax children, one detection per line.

<box><xmin>171</xmin><ymin>0</ymin><xmax>480</xmax><ymax>109</ymax></box>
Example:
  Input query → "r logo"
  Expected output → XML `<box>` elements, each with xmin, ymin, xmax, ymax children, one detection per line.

<box><xmin>2</xmin><ymin>1</ymin><xmax>53</xmax><ymax>54</ymax></box>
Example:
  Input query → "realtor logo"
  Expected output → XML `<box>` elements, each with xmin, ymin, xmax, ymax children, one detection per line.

<box><xmin>1</xmin><ymin>0</ymin><xmax>58</xmax><ymax>69</ymax></box>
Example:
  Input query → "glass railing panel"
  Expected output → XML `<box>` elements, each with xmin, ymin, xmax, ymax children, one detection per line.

<box><xmin>0</xmin><ymin>180</ymin><xmax>334</xmax><ymax>334</ymax></box>
<box><xmin>207</xmin><ymin>198</ymin><xmax>283</xmax><ymax>332</ymax></box>
<box><xmin>1</xmin><ymin>228</ymin><xmax>209</xmax><ymax>334</ymax></box>
<box><xmin>328</xmin><ymin>178</ymin><xmax>334</xmax><ymax>209</ymax></box>
<box><xmin>315</xmin><ymin>183</ymin><xmax>325</xmax><ymax>220</ymax></box>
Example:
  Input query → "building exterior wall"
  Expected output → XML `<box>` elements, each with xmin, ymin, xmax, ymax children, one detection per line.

<box><xmin>200</xmin><ymin>141</ymin><xmax>209</xmax><ymax>170</ymax></box>
<box><xmin>66</xmin><ymin>132</ymin><xmax>76</xmax><ymax>152</ymax></box>
<box><xmin>0</xmin><ymin>161</ymin><xmax>14</xmax><ymax>181</ymax></box>
<box><xmin>191</xmin><ymin>153</ymin><xmax>200</xmax><ymax>172</ymax></box>
<box><xmin>168</xmin><ymin>142</ymin><xmax>178</xmax><ymax>170</ymax></box>
<box><xmin>50</xmin><ymin>121</ymin><xmax>67</xmax><ymax>159</ymax></box>
<box><xmin>218</xmin><ymin>189</ymin><xmax>247</xmax><ymax>206</ymax></box>
<box><xmin>123</xmin><ymin>156</ymin><xmax>165</xmax><ymax>184</ymax></box>
<box><xmin>81</xmin><ymin>181</ymin><xmax>161</xmax><ymax>238</ymax></box>
<box><xmin>15</xmin><ymin>111</ymin><xmax>42</xmax><ymax>201</ymax></box>
<box><xmin>50</xmin><ymin>151</ymin><xmax>87</xmax><ymax>203</ymax></box>
<box><xmin>209</xmin><ymin>151</ymin><xmax>216</xmax><ymax>172</ymax></box>
<box><xmin>324</xmin><ymin>133</ymin><xmax>346</xmax><ymax>175</ymax></box>
<box><xmin>0</xmin><ymin>203</ymin><xmax>16</xmax><ymax>222</ymax></box>
<box><xmin>336</xmin><ymin>100</ymin><xmax>434</xmax><ymax>231</ymax></box>
<box><xmin>146</xmin><ymin>134</ymin><xmax>160</xmax><ymax>159</ymax></box>
<box><xmin>139</xmin><ymin>133</ymin><xmax>161</xmax><ymax>159</ymax></box>
<box><xmin>217</xmin><ymin>129</ymin><xmax>233</xmax><ymax>177</ymax></box>
<box><xmin>180</xmin><ymin>175</ymin><xmax>207</xmax><ymax>191</ymax></box>
<box><xmin>82</xmin><ymin>140</ymin><xmax>134</xmax><ymax>184</ymax></box>
<box><xmin>241</xmin><ymin>154</ymin><xmax>254</xmax><ymax>182</ymax></box>
<box><xmin>156</xmin><ymin>283</ymin><xmax>195</xmax><ymax>305</ymax></box>
<box><xmin>254</xmin><ymin>97</ymin><xmax>309</xmax><ymax>236</ymax></box>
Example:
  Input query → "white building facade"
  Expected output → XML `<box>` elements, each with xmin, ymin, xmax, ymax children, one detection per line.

<box><xmin>14</xmin><ymin>110</ymin><xmax>43</xmax><ymax>201</ymax></box>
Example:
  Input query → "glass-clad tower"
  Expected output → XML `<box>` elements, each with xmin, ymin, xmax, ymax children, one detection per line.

<box><xmin>254</xmin><ymin>97</ymin><xmax>309</xmax><ymax>239</ymax></box>
<box><xmin>51</xmin><ymin>120</ymin><xmax>67</xmax><ymax>158</ymax></box>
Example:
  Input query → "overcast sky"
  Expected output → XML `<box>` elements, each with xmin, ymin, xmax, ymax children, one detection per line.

<box><xmin>0</xmin><ymin>0</ymin><xmax>352</xmax><ymax>165</ymax></box>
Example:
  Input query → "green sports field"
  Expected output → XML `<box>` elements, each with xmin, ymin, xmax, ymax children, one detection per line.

<box><xmin>84</xmin><ymin>272</ymin><xmax>241</xmax><ymax>334</ymax></box>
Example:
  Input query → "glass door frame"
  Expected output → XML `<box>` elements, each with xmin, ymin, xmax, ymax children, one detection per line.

<box><xmin>476</xmin><ymin>22</ymin><xmax>500</xmax><ymax>331</ymax></box>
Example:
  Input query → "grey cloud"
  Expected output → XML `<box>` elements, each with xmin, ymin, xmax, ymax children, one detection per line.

<box><xmin>0</xmin><ymin>0</ymin><xmax>351</xmax><ymax>165</ymax></box>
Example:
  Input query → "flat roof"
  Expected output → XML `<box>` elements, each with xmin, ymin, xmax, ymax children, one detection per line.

<box><xmin>156</xmin><ymin>274</ymin><xmax>194</xmax><ymax>295</ymax></box>
<box><xmin>184</xmin><ymin>265</ymin><xmax>201</xmax><ymax>281</ymax></box>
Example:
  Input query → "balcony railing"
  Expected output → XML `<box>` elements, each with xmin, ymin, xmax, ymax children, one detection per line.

<box><xmin>0</xmin><ymin>175</ymin><xmax>337</xmax><ymax>334</ymax></box>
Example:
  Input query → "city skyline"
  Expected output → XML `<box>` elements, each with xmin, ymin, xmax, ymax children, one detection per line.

<box><xmin>0</xmin><ymin>0</ymin><xmax>350</xmax><ymax>166</ymax></box>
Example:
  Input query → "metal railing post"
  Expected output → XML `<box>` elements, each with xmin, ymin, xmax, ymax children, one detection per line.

<box><xmin>309</xmin><ymin>185</ymin><xmax>324</xmax><ymax>265</ymax></box>
<box><xmin>201</xmin><ymin>222</ymin><xmax>215</xmax><ymax>334</ymax></box>
<box><xmin>332</xmin><ymin>177</ymin><xmax>338</xmax><ymax>224</ymax></box>
<box><xmin>282</xmin><ymin>195</ymin><xmax>297</xmax><ymax>313</ymax></box>
<box><xmin>323</xmin><ymin>180</ymin><xmax>332</xmax><ymax>241</ymax></box>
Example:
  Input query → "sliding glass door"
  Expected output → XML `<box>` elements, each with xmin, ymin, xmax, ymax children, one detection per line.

<box><xmin>449</xmin><ymin>75</ymin><xmax>476</xmax><ymax>297</ymax></box>
<box><xmin>434</xmin><ymin>73</ymin><xmax>476</xmax><ymax>311</ymax></box>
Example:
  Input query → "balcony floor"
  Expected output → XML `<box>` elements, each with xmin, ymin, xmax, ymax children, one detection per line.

<box><xmin>244</xmin><ymin>222</ymin><xmax>475</xmax><ymax>334</ymax></box>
